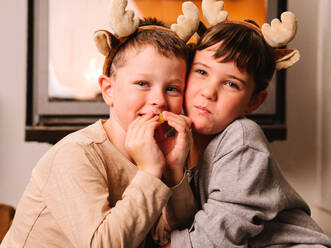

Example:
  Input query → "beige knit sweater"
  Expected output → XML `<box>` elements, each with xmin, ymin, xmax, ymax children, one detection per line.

<box><xmin>1</xmin><ymin>120</ymin><xmax>196</xmax><ymax>248</ymax></box>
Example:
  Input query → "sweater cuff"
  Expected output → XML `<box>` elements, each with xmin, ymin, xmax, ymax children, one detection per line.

<box><xmin>171</xmin><ymin>229</ymin><xmax>192</xmax><ymax>248</ymax></box>
<box><xmin>163</xmin><ymin>173</ymin><xmax>197</xmax><ymax>229</ymax></box>
<box><xmin>126</xmin><ymin>170</ymin><xmax>172</xmax><ymax>208</ymax></box>
<box><xmin>169</xmin><ymin>173</ymin><xmax>190</xmax><ymax>199</ymax></box>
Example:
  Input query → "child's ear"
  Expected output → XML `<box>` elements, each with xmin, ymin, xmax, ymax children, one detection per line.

<box><xmin>246</xmin><ymin>90</ymin><xmax>268</xmax><ymax>114</ymax></box>
<box><xmin>98</xmin><ymin>75</ymin><xmax>114</xmax><ymax>107</ymax></box>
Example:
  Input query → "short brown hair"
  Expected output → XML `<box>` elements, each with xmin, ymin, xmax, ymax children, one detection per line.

<box><xmin>196</xmin><ymin>21</ymin><xmax>276</xmax><ymax>94</ymax></box>
<box><xmin>109</xmin><ymin>18</ymin><xmax>191</xmax><ymax>78</ymax></box>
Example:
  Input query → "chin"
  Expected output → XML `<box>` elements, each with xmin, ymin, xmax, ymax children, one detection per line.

<box><xmin>193</xmin><ymin>125</ymin><xmax>213</xmax><ymax>135</ymax></box>
<box><xmin>195</xmin><ymin>122</ymin><xmax>227</xmax><ymax>135</ymax></box>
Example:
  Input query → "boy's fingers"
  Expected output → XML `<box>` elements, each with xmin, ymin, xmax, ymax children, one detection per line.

<box><xmin>130</xmin><ymin>115</ymin><xmax>160</xmax><ymax>142</ymax></box>
<box><xmin>162</xmin><ymin>111</ymin><xmax>192</xmax><ymax>133</ymax></box>
<box><xmin>126</xmin><ymin>115</ymin><xmax>160</xmax><ymax>156</ymax></box>
<box><xmin>162</xmin><ymin>111</ymin><xmax>192</xmax><ymax>126</ymax></box>
<box><xmin>127</xmin><ymin>115</ymin><xmax>148</xmax><ymax>145</ymax></box>
<box><xmin>143</xmin><ymin>116</ymin><xmax>160</xmax><ymax>138</ymax></box>
<box><xmin>129</xmin><ymin>113</ymin><xmax>155</xmax><ymax>132</ymax></box>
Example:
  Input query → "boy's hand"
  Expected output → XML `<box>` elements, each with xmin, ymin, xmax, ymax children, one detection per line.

<box><xmin>157</xmin><ymin>111</ymin><xmax>192</xmax><ymax>186</ymax></box>
<box><xmin>125</xmin><ymin>113</ymin><xmax>165</xmax><ymax>179</ymax></box>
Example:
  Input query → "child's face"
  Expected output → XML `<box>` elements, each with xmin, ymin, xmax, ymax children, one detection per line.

<box><xmin>106</xmin><ymin>45</ymin><xmax>186</xmax><ymax>132</ymax></box>
<box><xmin>185</xmin><ymin>45</ymin><xmax>259</xmax><ymax>135</ymax></box>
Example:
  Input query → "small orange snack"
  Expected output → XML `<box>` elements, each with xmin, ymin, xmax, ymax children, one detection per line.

<box><xmin>158</xmin><ymin>113</ymin><xmax>165</xmax><ymax>124</ymax></box>
<box><xmin>155</xmin><ymin>113</ymin><xmax>176</xmax><ymax>142</ymax></box>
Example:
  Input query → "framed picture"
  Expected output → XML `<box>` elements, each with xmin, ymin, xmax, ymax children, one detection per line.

<box><xmin>26</xmin><ymin>0</ymin><xmax>288</xmax><ymax>143</ymax></box>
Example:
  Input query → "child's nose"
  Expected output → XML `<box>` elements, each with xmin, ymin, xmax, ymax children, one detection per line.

<box><xmin>152</xmin><ymin>98</ymin><xmax>166</xmax><ymax>107</ymax></box>
<box><xmin>150</xmin><ymin>93</ymin><xmax>167</xmax><ymax>108</ymax></box>
<box><xmin>201</xmin><ymin>84</ymin><xmax>217</xmax><ymax>101</ymax></box>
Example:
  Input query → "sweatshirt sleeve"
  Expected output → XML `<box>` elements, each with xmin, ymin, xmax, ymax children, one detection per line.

<box><xmin>171</xmin><ymin>144</ymin><xmax>331</xmax><ymax>247</ymax></box>
<box><xmin>42</xmin><ymin>142</ymin><xmax>172</xmax><ymax>248</ymax></box>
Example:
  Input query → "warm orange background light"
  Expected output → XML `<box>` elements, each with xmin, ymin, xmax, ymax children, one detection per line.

<box><xmin>134</xmin><ymin>0</ymin><xmax>266</xmax><ymax>27</ymax></box>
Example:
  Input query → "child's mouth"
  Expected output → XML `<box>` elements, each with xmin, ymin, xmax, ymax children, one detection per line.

<box><xmin>195</xmin><ymin>105</ymin><xmax>211</xmax><ymax>114</ymax></box>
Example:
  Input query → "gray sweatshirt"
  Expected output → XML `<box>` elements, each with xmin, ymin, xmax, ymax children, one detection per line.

<box><xmin>171</xmin><ymin>118</ymin><xmax>331</xmax><ymax>247</ymax></box>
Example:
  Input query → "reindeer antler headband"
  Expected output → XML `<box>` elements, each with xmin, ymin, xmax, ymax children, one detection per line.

<box><xmin>94</xmin><ymin>0</ymin><xmax>200</xmax><ymax>75</ymax></box>
<box><xmin>201</xmin><ymin>0</ymin><xmax>300</xmax><ymax>70</ymax></box>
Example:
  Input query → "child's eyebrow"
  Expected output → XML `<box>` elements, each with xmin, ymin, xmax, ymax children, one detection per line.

<box><xmin>192</xmin><ymin>62</ymin><xmax>210</xmax><ymax>69</ymax></box>
<box><xmin>226</xmin><ymin>74</ymin><xmax>247</xmax><ymax>86</ymax></box>
<box><xmin>167</xmin><ymin>78</ymin><xmax>185</xmax><ymax>86</ymax></box>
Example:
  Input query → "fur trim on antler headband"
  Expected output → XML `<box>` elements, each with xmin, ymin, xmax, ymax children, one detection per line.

<box><xmin>201</xmin><ymin>0</ymin><xmax>300</xmax><ymax>70</ymax></box>
<box><xmin>94</xmin><ymin>0</ymin><xmax>200</xmax><ymax>75</ymax></box>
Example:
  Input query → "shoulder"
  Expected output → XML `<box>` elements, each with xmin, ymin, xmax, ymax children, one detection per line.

<box><xmin>228</xmin><ymin>118</ymin><xmax>269</xmax><ymax>150</ymax></box>
<box><xmin>206</xmin><ymin>118</ymin><xmax>270</xmax><ymax>160</ymax></box>
<box><xmin>33</xmin><ymin>121</ymin><xmax>109</xmax><ymax>176</ymax></box>
<box><xmin>52</xmin><ymin>120</ymin><xmax>109</xmax><ymax>162</ymax></box>
<box><xmin>60</xmin><ymin>120</ymin><xmax>108</xmax><ymax>146</ymax></box>
<box><xmin>45</xmin><ymin>120</ymin><xmax>108</xmax><ymax>161</ymax></box>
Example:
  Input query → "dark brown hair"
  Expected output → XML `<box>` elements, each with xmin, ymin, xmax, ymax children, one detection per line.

<box><xmin>196</xmin><ymin>21</ymin><xmax>276</xmax><ymax>94</ymax></box>
<box><xmin>109</xmin><ymin>18</ymin><xmax>191</xmax><ymax>78</ymax></box>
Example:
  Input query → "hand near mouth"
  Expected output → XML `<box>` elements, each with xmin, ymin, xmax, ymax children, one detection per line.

<box><xmin>125</xmin><ymin>111</ymin><xmax>192</xmax><ymax>185</ymax></box>
<box><xmin>125</xmin><ymin>112</ymin><xmax>165</xmax><ymax>179</ymax></box>
<box><xmin>156</xmin><ymin>111</ymin><xmax>193</xmax><ymax>186</ymax></box>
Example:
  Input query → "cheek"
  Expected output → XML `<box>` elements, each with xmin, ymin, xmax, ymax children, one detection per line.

<box><xmin>237</xmin><ymin>94</ymin><xmax>253</xmax><ymax>112</ymax></box>
<box><xmin>168</xmin><ymin>97</ymin><xmax>184</xmax><ymax>114</ymax></box>
<box><xmin>185</xmin><ymin>85</ymin><xmax>192</xmax><ymax>99</ymax></box>
<box><xmin>184</xmin><ymin>87</ymin><xmax>194</xmax><ymax>112</ymax></box>
<box><xmin>228</xmin><ymin>96</ymin><xmax>250</xmax><ymax>116</ymax></box>
<box><xmin>219</xmin><ymin>95</ymin><xmax>244</xmax><ymax>116</ymax></box>
<box><xmin>114</xmin><ymin>92</ymin><xmax>143</xmax><ymax>114</ymax></box>
<box><xmin>185</xmin><ymin>79</ymin><xmax>199</xmax><ymax>101</ymax></box>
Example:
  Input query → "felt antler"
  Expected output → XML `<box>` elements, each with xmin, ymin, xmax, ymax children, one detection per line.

<box><xmin>94</xmin><ymin>0</ymin><xmax>139</xmax><ymax>58</ymax></box>
<box><xmin>202</xmin><ymin>0</ymin><xmax>228</xmax><ymax>26</ymax></box>
<box><xmin>170</xmin><ymin>1</ymin><xmax>200</xmax><ymax>42</ymax></box>
<box><xmin>261</xmin><ymin>12</ymin><xmax>297</xmax><ymax>47</ymax></box>
<box><xmin>261</xmin><ymin>12</ymin><xmax>300</xmax><ymax>70</ymax></box>
<box><xmin>108</xmin><ymin>0</ymin><xmax>139</xmax><ymax>37</ymax></box>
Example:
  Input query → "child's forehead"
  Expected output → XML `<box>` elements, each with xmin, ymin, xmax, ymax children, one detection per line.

<box><xmin>194</xmin><ymin>47</ymin><xmax>253</xmax><ymax>79</ymax></box>
<box><xmin>119</xmin><ymin>45</ymin><xmax>186</xmax><ymax>71</ymax></box>
<box><xmin>122</xmin><ymin>44</ymin><xmax>150</xmax><ymax>56</ymax></box>
<box><xmin>195</xmin><ymin>43</ymin><xmax>225</xmax><ymax>62</ymax></box>
<box><xmin>123</xmin><ymin>43</ymin><xmax>182</xmax><ymax>59</ymax></box>
<box><xmin>124</xmin><ymin>44</ymin><xmax>159</xmax><ymax>55</ymax></box>
<box><xmin>205</xmin><ymin>43</ymin><xmax>222</xmax><ymax>53</ymax></box>
<box><xmin>198</xmin><ymin>42</ymin><xmax>250</xmax><ymax>71</ymax></box>
<box><xmin>199</xmin><ymin>41</ymin><xmax>227</xmax><ymax>58</ymax></box>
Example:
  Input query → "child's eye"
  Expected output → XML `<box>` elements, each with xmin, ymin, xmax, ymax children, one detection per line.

<box><xmin>225</xmin><ymin>81</ymin><xmax>240</xmax><ymax>90</ymax></box>
<box><xmin>135</xmin><ymin>81</ymin><xmax>148</xmax><ymax>87</ymax></box>
<box><xmin>195</xmin><ymin>69</ymin><xmax>207</xmax><ymax>76</ymax></box>
<box><xmin>166</xmin><ymin>86</ymin><xmax>182</xmax><ymax>94</ymax></box>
